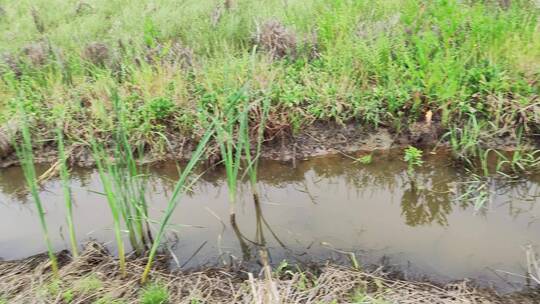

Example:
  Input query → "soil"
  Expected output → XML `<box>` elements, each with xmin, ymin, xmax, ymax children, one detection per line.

<box><xmin>0</xmin><ymin>121</ymin><xmax>441</xmax><ymax>168</ymax></box>
<box><xmin>0</xmin><ymin>119</ymin><xmax>534</xmax><ymax>169</ymax></box>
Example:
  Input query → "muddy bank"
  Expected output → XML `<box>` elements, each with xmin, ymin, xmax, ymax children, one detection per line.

<box><xmin>1</xmin><ymin>119</ymin><xmax>529</xmax><ymax>168</ymax></box>
<box><xmin>1</xmin><ymin>243</ymin><xmax>538</xmax><ymax>304</ymax></box>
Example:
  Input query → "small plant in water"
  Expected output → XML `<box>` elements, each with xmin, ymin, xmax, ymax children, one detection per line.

<box><xmin>404</xmin><ymin>146</ymin><xmax>423</xmax><ymax>176</ymax></box>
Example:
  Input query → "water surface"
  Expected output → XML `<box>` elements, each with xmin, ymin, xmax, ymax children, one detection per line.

<box><xmin>1</xmin><ymin>151</ymin><xmax>539</xmax><ymax>292</ymax></box>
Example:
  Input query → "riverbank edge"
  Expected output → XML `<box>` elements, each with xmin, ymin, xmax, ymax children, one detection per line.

<box><xmin>0</xmin><ymin>120</ymin><xmax>535</xmax><ymax>168</ymax></box>
<box><xmin>1</xmin><ymin>242</ymin><xmax>538</xmax><ymax>303</ymax></box>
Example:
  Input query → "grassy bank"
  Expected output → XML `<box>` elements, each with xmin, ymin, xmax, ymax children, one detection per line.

<box><xmin>0</xmin><ymin>0</ymin><xmax>539</xmax><ymax>163</ymax></box>
<box><xmin>1</xmin><ymin>242</ymin><xmax>538</xmax><ymax>304</ymax></box>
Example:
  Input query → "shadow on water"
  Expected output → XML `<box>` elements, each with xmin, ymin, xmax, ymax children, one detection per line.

<box><xmin>1</xmin><ymin>150</ymin><xmax>540</xmax><ymax>292</ymax></box>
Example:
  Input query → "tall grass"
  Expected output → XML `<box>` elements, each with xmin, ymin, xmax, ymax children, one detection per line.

<box><xmin>14</xmin><ymin>106</ymin><xmax>58</xmax><ymax>275</ymax></box>
<box><xmin>89</xmin><ymin>92</ymin><xmax>156</xmax><ymax>274</ymax></box>
<box><xmin>108</xmin><ymin>93</ymin><xmax>152</xmax><ymax>254</ymax></box>
<box><xmin>1</xmin><ymin>0</ymin><xmax>538</xmax><ymax>164</ymax></box>
<box><xmin>91</xmin><ymin>141</ymin><xmax>127</xmax><ymax>275</ymax></box>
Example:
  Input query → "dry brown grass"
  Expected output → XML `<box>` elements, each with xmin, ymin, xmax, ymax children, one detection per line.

<box><xmin>145</xmin><ymin>42</ymin><xmax>194</xmax><ymax>69</ymax></box>
<box><xmin>82</xmin><ymin>42</ymin><xmax>110</xmax><ymax>67</ymax></box>
<box><xmin>0</xmin><ymin>243</ymin><xmax>538</xmax><ymax>303</ymax></box>
<box><xmin>253</xmin><ymin>20</ymin><xmax>298</xmax><ymax>60</ymax></box>
<box><xmin>22</xmin><ymin>41</ymin><xmax>50</xmax><ymax>67</ymax></box>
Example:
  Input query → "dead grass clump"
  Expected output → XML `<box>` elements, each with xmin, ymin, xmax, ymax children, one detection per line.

<box><xmin>0</xmin><ymin>53</ymin><xmax>21</xmax><ymax>77</ymax></box>
<box><xmin>82</xmin><ymin>42</ymin><xmax>110</xmax><ymax>67</ymax></box>
<box><xmin>21</xmin><ymin>41</ymin><xmax>50</xmax><ymax>66</ymax></box>
<box><xmin>253</xmin><ymin>19</ymin><xmax>298</xmax><ymax>59</ymax></box>
<box><xmin>1</xmin><ymin>242</ymin><xmax>538</xmax><ymax>303</ymax></box>
<box><xmin>145</xmin><ymin>41</ymin><xmax>194</xmax><ymax>69</ymax></box>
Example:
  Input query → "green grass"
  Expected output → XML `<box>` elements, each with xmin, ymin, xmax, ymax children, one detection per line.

<box><xmin>0</xmin><ymin>0</ymin><xmax>537</xmax><ymax>161</ymax></box>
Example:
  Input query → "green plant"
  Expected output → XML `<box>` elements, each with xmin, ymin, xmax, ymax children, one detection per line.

<box><xmin>355</xmin><ymin>154</ymin><xmax>373</xmax><ymax>165</ymax></box>
<box><xmin>92</xmin><ymin>140</ymin><xmax>127</xmax><ymax>275</ymax></box>
<box><xmin>213</xmin><ymin>90</ymin><xmax>250</xmax><ymax>218</ymax></box>
<box><xmin>91</xmin><ymin>92</ymin><xmax>153</xmax><ymax>271</ymax></box>
<box><xmin>15</xmin><ymin>105</ymin><xmax>58</xmax><ymax>276</ymax></box>
<box><xmin>141</xmin><ymin>124</ymin><xmax>215</xmax><ymax>283</ymax></box>
<box><xmin>93</xmin><ymin>295</ymin><xmax>126</xmax><ymax>304</ymax></box>
<box><xmin>140</xmin><ymin>283</ymin><xmax>169</xmax><ymax>304</ymax></box>
<box><xmin>73</xmin><ymin>275</ymin><xmax>103</xmax><ymax>294</ymax></box>
<box><xmin>56</xmin><ymin>125</ymin><xmax>78</xmax><ymax>257</ymax></box>
<box><xmin>403</xmin><ymin>146</ymin><xmax>423</xmax><ymax>176</ymax></box>
<box><xmin>62</xmin><ymin>289</ymin><xmax>74</xmax><ymax>303</ymax></box>
<box><xmin>147</xmin><ymin>97</ymin><xmax>175</xmax><ymax>121</ymax></box>
<box><xmin>351</xmin><ymin>290</ymin><xmax>390</xmax><ymax>304</ymax></box>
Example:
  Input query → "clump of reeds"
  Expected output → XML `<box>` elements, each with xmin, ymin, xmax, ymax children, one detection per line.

<box><xmin>90</xmin><ymin>92</ymin><xmax>153</xmax><ymax>274</ymax></box>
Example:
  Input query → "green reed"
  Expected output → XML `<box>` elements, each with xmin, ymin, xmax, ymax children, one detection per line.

<box><xmin>108</xmin><ymin>93</ymin><xmax>151</xmax><ymax>254</ymax></box>
<box><xmin>90</xmin><ymin>93</ymin><xmax>154</xmax><ymax>274</ymax></box>
<box><xmin>91</xmin><ymin>141</ymin><xmax>127</xmax><ymax>276</ymax></box>
<box><xmin>141</xmin><ymin>125</ymin><xmax>215</xmax><ymax>283</ymax></box>
<box><xmin>55</xmin><ymin>125</ymin><xmax>78</xmax><ymax>257</ymax></box>
<box><xmin>243</xmin><ymin>98</ymin><xmax>270</xmax><ymax>192</ymax></box>
<box><xmin>15</xmin><ymin>108</ymin><xmax>58</xmax><ymax>276</ymax></box>
<box><xmin>214</xmin><ymin>91</ymin><xmax>249</xmax><ymax>218</ymax></box>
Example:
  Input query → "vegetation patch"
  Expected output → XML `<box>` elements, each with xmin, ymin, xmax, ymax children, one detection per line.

<box><xmin>0</xmin><ymin>0</ymin><xmax>537</xmax><ymax>167</ymax></box>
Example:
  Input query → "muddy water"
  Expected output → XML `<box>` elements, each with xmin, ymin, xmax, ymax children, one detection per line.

<box><xmin>1</xmin><ymin>151</ymin><xmax>540</xmax><ymax>292</ymax></box>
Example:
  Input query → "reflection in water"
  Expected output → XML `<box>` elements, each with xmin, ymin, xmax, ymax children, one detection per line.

<box><xmin>0</xmin><ymin>151</ymin><xmax>539</xmax><ymax>292</ymax></box>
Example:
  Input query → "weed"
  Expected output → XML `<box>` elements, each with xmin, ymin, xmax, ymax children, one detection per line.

<box><xmin>355</xmin><ymin>154</ymin><xmax>373</xmax><ymax>165</ymax></box>
<box><xmin>140</xmin><ymin>283</ymin><xmax>169</xmax><ymax>304</ymax></box>
<box><xmin>351</xmin><ymin>290</ymin><xmax>390</xmax><ymax>304</ymax></box>
<box><xmin>403</xmin><ymin>146</ymin><xmax>423</xmax><ymax>176</ymax></box>
<box><xmin>94</xmin><ymin>295</ymin><xmax>126</xmax><ymax>304</ymax></box>
<box><xmin>146</xmin><ymin>97</ymin><xmax>175</xmax><ymax>121</ymax></box>
<box><xmin>62</xmin><ymin>289</ymin><xmax>74</xmax><ymax>303</ymax></box>
<box><xmin>73</xmin><ymin>274</ymin><xmax>103</xmax><ymax>294</ymax></box>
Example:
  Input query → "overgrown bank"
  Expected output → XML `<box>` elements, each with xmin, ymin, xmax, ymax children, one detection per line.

<box><xmin>1</xmin><ymin>243</ymin><xmax>538</xmax><ymax>304</ymax></box>
<box><xmin>0</xmin><ymin>0</ymin><xmax>539</xmax><ymax>167</ymax></box>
